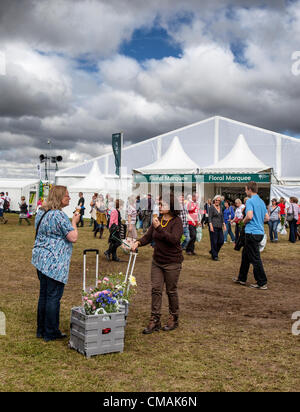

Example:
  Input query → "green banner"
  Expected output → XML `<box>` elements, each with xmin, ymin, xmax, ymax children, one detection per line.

<box><xmin>39</xmin><ymin>180</ymin><xmax>43</xmax><ymax>199</ymax></box>
<box><xmin>112</xmin><ymin>133</ymin><xmax>122</xmax><ymax>176</ymax></box>
<box><xmin>204</xmin><ymin>174</ymin><xmax>270</xmax><ymax>183</ymax></box>
<box><xmin>134</xmin><ymin>173</ymin><xmax>270</xmax><ymax>184</ymax></box>
<box><xmin>134</xmin><ymin>174</ymin><xmax>195</xmax><ymax>183</ymax></box>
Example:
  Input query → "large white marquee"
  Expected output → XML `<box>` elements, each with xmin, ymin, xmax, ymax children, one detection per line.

<box><xmin>55</xmin><ymin>116</ymin><xmax>300</xmax><ymax>214</ymax></box>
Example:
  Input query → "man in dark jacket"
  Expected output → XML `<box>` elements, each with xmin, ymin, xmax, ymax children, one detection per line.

<box><xmin>77</xmin><ymin>192</ymin><xmax>85</xmax><ymax>227</ymax></box>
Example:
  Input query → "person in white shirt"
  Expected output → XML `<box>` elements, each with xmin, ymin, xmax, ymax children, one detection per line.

<box><xmin>127</xmin><ymin>195</ymin><xmax>138</xmax><ymax>240</ymax></box>
<box><xmin>233</xmin><ymin>198</ymin><xmax>245</xmax><ymax>243</ymax></box>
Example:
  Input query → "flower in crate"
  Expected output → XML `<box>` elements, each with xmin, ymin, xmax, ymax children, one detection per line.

<box><xmin>82</xmin><ymin>272</ymin><xmax>137</xmax><ymax>315</ymax></box>
<box><xmin>95</xmin><ymin>290</ymin><xmax>118</xmax><ymax>312</ymax></box>
<box><xmin>129</xmin><ymin>275</ymin><xmax>137</xmax><ymax>287</ymax></box>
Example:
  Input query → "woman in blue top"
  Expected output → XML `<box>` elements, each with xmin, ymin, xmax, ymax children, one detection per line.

<box><xmin>223</xmin><ymin>199</ymin><xmax>235</xmax><ymax>243</ymax></box>
<box><xmin>32</xmin><ymin>186</ymin><xmax>80</xmax><ymax>342</ymax></box>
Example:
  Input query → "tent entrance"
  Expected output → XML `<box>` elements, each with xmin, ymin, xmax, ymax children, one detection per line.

<box><xmin>133</xmin><ymin>182</ymin><xmax>197</xmax><ymax>198</ymax></box>
<box><xmin>216</xmin><ymin>185</ymin><xmax>270</xmax><ymax>204</ymax></box>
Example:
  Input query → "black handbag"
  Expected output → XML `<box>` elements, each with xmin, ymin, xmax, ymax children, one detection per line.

<box><xmin>109</xmin><ymin>223</ymin><xmax>121</xmax><ymax>244</ymax></box>
<box><xmin>234</xmin><ymin>226</ymin><xmax>245</xmax><ymax>251</ymax></box>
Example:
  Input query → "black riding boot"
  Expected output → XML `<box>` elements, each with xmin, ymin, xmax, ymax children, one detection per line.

<box><xmin>99</xmin><ymin>227</ymin><xmax>104</xmax><ymax>239</ymax></box>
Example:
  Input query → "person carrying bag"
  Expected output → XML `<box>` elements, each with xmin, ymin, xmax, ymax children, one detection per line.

<box><xmin>32</xmin><ymin>186</ymin><xmax>80</xmax><ymax>342</ymax></box>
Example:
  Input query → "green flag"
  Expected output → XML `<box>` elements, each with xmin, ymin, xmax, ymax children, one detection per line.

<box><xmin>39</xmin><ymin>180</ymin><xmax>43</xmax><ymax>200</ymax></box>
<box><xmin>112</xmin><ymin>133</ymin><xmax>122</xmax><ymax>176</ymax></box>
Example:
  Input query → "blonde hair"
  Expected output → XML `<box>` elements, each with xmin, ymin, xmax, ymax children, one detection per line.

<box><xmin>235</xmin><ymin>198</ymin><xmax>242</xmax><ymax>206</ymax></box>
<box><xmin>43</xmin><ymin>185</ymin><xmax>67</xmax><ymax>211</ymax></box>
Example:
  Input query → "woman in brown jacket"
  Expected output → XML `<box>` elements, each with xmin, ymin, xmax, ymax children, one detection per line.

<box><xmin>131</xmin><ymin>192</ymin><xmax>183</xmax><ymax>334</ymax></box>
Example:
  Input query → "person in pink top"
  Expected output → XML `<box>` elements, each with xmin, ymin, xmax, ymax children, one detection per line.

<box><xmin>104</xmin><ymin>199</ymin><xmax>124</xmax><ymax>261</ymax></box>
<box><xmin>186</xmin><ymin>192</ymin><xmax>199</xmax><ymax>255</ymax></box>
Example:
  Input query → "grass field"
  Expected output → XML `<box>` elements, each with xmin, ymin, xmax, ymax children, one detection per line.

<box><xmin>0</xmin><ymin>214</ymin><xmax>300</xmax><ymax>392</ymax></box>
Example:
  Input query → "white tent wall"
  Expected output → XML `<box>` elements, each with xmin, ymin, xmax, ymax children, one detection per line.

<box><xmin>64</xmin><ymin>176</ymin><xmax>132</xmax><ymax>218</ymax></box>
<box><xmin>218</xmin><ymin>118</ymin><xmax>300</xmax><ymax>181</ymax></box>
<box><xmin>270</xmin><ymin>185</ymin><xmax>300</xmax><ymax>203</ymax></box>
<box><xmin>56</xmin><ymin>176</ymin><xmax>86</xmax><ymax>187</ymax></box>
<box><xmin>218</xmin><ymin>118</ymin><xmax>277</xmax><ymax>170</ymax></box>
<box><xmin>280</xmin><ymin>138</ymin><xmax>300</xmax><ymax>180</ymax></box>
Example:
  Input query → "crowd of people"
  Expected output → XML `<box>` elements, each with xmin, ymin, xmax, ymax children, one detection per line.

<box><xmin>78</xmin><ymin>190</ymin><xmax>300</xmax><ymax>263</ymax></box>
<box><xmin>0</xmin><ymin>192</ymin><xmax>32</xmax><ymax>225</ymax></box>
<box><xmin>29</xmin><ymin>183</ymin><xmax>300</xmax><ymax>340</ymax></box>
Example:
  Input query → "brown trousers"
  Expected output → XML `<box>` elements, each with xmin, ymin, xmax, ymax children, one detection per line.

<box><xmin>151</xmin><ymin>259</ymin><xmax>182</xmax><ymax>317</ymax></box>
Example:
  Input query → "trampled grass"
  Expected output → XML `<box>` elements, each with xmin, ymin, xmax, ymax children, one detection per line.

<box><xmin>0</xmin><ymin>214</ymin><xmax>300</xmax><ymax>392</ymax></box>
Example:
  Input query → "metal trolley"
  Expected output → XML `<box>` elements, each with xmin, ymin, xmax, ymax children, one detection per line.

<box><xmin>69</xmin><ymin>249</ymin><xmax>137</xmax><ymax>358</ymax></box>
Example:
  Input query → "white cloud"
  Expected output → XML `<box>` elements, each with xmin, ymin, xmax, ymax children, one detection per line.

<box><xmin>1</xmin><ymin>0</ymin><xmax>300</xmax><ymax>178</ymax></box>
<box><xmin>0</xmin><ymin>43</ymin><xmax>72</xmax><ymax>118</ymax></box>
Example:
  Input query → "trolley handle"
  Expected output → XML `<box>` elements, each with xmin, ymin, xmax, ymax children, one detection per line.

<box><xmin>83</xmin><ymin>249</ymin><xmax>99</xmax><ymax>255</ymax></box>
<box><xmin>83</xmin><ymin>249</ymin><xmax>99</xmax><ymax>292</ymax></box>
<box><xmin>125</xmin><ymin>251</ymin><xmax>138</xmax><ymax>295</ymax></box>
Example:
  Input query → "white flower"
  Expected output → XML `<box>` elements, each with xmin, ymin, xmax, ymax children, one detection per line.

<box><xmin>129</xmin><ymin>275</ymin><xmax>137</xmax><ymax>287</ymax></box>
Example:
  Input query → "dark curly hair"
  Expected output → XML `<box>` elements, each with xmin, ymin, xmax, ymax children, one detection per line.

<box><xmin>159</xmin><ymin>192</ymin><xmax>181</xmax><ymax>217</ymax></box>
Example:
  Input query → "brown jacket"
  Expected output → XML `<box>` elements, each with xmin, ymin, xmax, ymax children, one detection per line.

<box><xmin>138</xmin><ymin>216</ymin><xmax>183</xmax><ymax>264</ymax></box>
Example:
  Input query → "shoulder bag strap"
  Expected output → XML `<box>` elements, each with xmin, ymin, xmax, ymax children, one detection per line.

<box><xmin>35</xmin><ymin>209</ymin><xmax>51</xmax><ymax>240</ymax></box>
<box><xmin>269</xmin><ymin>206</ymin><xmax>278</xmax><ymax>216</ymax></box>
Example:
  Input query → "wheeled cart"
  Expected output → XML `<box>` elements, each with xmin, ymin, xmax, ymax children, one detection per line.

<box><xmin>69</xmin><ymin>249</ymin><xmax>137</xmax><ymax>358</ymax></box>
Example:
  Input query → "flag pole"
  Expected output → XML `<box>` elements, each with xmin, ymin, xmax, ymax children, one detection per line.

<box><xmin>120</xmin><ymin>131</ymin><xmax>123</xmax><ymax>181</ymax></box>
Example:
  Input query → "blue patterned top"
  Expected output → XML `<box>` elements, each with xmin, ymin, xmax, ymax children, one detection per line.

<box><xmin>32</xmin><ymin>209</ymin><xmax>74</xmax><ymax>284</ymax></box>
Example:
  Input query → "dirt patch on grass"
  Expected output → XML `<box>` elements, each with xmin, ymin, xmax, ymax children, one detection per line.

<box><xmin>0</xmin><ymin>215</ymin><xmax>300</xmax><ymax>391</ymax></box>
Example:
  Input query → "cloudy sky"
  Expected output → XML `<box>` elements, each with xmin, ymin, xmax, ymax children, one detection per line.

<box><xmin>1</xmin><ymin>0</ymin><xmax>300</xmax><ymax>178</ymax></box>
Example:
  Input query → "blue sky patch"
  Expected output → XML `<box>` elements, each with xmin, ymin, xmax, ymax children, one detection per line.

<box><xmin>74</xmin><ymin>57</ymin><xmax>99</xmax><ymax>73</ymax></box>
<box><xmin>230</xmin><ymin>40</ymin><xmax>253</xmax><ymax>68</ymax></box>
<box><xmin>120</xmin><ymin>26</ymin><xmax>182</xmax><ymax>62</ymax></box>
<box><xmin>282</xmin><ymin>130</ymin><xmax>300</xmax><ymax>139</ymax></box>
